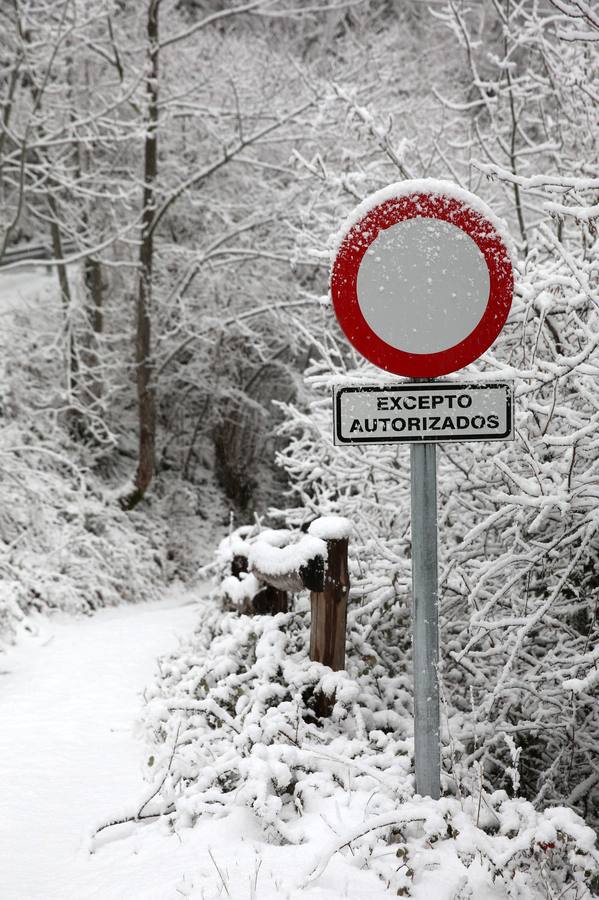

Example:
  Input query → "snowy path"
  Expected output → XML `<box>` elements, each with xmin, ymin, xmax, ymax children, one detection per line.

<box><xmin>0</xmin><ymin>592</ymin><xmax>201</xmax><ymax>900</ymax></box>
<box><xmin>0</xmin><ymin>593</ymin><xmax>394</xmax><ymax>900</ymax></box>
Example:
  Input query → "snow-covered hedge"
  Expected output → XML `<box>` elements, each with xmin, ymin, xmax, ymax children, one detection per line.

<box><xmin>140</xmin><ymin>597</ymin><xmax>599</xmax><ymax>897</ymax></box>
<box><xmin>0</xmin><ymin>267</ymin><xmax>172</xmax><ymax>645</ymax></box>
<box><xmin>0</xmin><ymin>432</ymin><xmax>167</xmax><ymax>644</ymax></box>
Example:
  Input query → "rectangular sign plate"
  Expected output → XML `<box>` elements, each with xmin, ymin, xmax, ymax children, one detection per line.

<box><xmin>333</xmin><ymin>382</ymin><xmax>514</xmax><ymax>445</ymax></box>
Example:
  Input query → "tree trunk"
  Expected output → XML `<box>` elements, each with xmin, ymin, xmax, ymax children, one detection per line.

<box><xmin>47</xmin><ymin>195</ymin><xmax>78</xmax><ymax>394</ymax></box>
<box><xmin>82</xmin><ymin>256</ymin><xmax>105</xmax><ymax>401</ymax></box>
<box><xmin>122</xmin><ymin>0</ymin><xmax>160</xmax><ymax>509</ymax></box>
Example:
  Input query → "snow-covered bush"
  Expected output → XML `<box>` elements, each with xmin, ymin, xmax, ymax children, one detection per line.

<box><xmin>0</xmin><ymin>269</ymin><xmax>168</xmax><ymax>644</ymax></box>
<box><xmin>0</xmin><ymin>427</ymin><xmax>167</xmax><ymax>644</ymax></box>
<box><xmin>140</xmin><ymin>594</ymin><xmax>599</xmax><ymax>897</ymax></box>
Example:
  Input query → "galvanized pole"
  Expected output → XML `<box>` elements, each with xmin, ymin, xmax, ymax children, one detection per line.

<box><xmin>410</xmin><ymin>441</ymin><xmax>441</xmax><ymax>799</ymax></box>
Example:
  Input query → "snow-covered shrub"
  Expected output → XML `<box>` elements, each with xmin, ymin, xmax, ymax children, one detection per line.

<box><xmin>0</xmin><ymin>429</ymin><xmax>167</xmax><ymax>644</ymax></box>
<box><xmin>140</xmin><ymin>594</ymin><xmax>412</xmax><ymax>832</ymax></box>
<box><xmin>140</xmin><ymin>595</ymin><xmax>599</xmax><ymax>897</ymax></box>
<box><xmin>310</xmin><ymin>793</ymin><xmax>599</xmax><ymax>898</ymax></box>
<box><xmin>0</xmin><ymin>270</ymin><xmax>168</xmax><ymax>644</ymax></box>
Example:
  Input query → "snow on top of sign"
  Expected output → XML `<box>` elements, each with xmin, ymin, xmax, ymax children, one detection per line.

<box><xmin>308</xmin><ymin>515</ymin><xmax>352</xmax><ymax>540</ymax></box>
<box><xmin>249</xmin><ymin>534</ymin><xmax>327</xmax><ymax>577</ymax></box>
<box><xmin>330</xmin><ymin>178</ymin><xmax>516</xmax><ymax>264</ymax></box>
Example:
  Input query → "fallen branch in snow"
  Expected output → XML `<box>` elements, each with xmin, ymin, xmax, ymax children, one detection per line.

<box><xmin>92</xmin><ymin>805</ymin><xmax>175</xmax><ymax>838</ymax></box>
<box><xmin>92</xmin><ymin>724</ymin><xmax>182</xmax><ymax>839</ymax></box>
<box><xmin>137</xmin><ymin>723</ymin><xmax>182</xmax><ymax>820</ymax></box>
<box><xmin>303</xmin><ymin>810</ymin><xmax>426</xmax><ymax>885</ymax></box>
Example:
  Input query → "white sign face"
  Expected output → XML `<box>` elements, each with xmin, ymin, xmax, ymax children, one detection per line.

<box><xmin>334</xmin><ymin>382</ymin><xmax>513</xmax><ymax>445</ymax></box>
<box><xmin>356</xmin><ymin>217</ymin><xmax>490</xmax><ymax>354</ymax></box>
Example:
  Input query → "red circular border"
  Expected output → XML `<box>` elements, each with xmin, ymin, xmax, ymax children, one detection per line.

<box><xmin>330</xmin><ymin>193</ymin><xmax>513</xmax><ymax>377</ymax></box>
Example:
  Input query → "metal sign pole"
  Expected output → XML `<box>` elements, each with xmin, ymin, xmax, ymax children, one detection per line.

<box><xmin>410</xmin><ymin>441</ymin><xmax>441</xmax><ymax>799</ymax></box>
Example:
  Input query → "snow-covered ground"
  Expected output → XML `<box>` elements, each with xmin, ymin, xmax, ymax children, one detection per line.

<box><xmin>0</xmin><ymin>592</ymin><xmax>202</xmax><ymax>900</ymax></box>
<box><xmin>0</xmin><ymin>592</ymin><xmax>393</xmax><ymax>900</ymax></box>
<box><xmin>0</xmin><ymin>263</ymin><xmax>59</xmax><ymax>341</ymax></box>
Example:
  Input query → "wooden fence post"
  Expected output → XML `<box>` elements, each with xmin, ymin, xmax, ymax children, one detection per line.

<box><xmin>234</xmin><ymin>521</ymin><xmax>351</xmax><ymax>707</ymax></box>
<box><xmin>309</xmin><ymin>537</ymin><xmax>350</xmax><ymax>714</ymax></box>
<box><xmin>224</xmin><ymin>552</ymin><xmax>288</xmax><ymax>616</ymax></box>
<box><xmin>252</xmin><ymin>585</ymin><xmax>288</xmax><ymax>615</ymax></box>
<box><xmin>231</xmin><ymin>554</ymin><xmax>248</xmax><ymax>578</ymax></box>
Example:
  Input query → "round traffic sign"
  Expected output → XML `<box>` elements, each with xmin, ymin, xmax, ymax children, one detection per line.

<box><xmin>330</xmin><ymin>180</ymin><xmax>514</xmax><ymax>377</ymax></box>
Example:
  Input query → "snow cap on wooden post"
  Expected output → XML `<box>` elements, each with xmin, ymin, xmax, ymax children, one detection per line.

<box><xmin>307</xmin><ymin>515</ymin><xmax>353</xmax><ymax>543</ymax></box>
<box><xmin>249</xmin><ymin>534</ymin><xmax>327</xmax><ymax>593</ymax></box>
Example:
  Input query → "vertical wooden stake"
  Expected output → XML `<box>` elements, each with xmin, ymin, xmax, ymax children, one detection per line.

<box><xmin>411</xmin><ymin>442</ymin><xmax>441</xmax><ymax>799</ymax></box>
<box><xmin>310</xmin><ymin>538</ymin><xmax>350</xmax><ymax>715</ymax></box>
